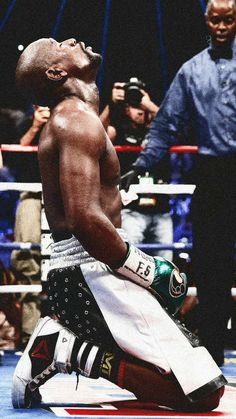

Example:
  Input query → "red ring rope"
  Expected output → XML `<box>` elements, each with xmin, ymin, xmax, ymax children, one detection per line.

<box><xmin>0</xmin><ymin>144</ymin><xmax>198</xmax><ymax>153</ymax></box>
<box><xmin>0</xmin><ymin>144</ymin><xmax>38</xmax><ymax>152</ymax></box>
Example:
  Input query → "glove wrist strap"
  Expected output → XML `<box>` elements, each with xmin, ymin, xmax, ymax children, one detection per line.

<box><xmin>116</xmin><ymin>244</ymin><xmax>155</xmax><ymax>288</ymax></box>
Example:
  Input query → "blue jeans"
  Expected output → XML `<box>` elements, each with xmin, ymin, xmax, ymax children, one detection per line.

<box><xmin>121</xmin><ymin>209</ymin><xmax>173</xmax><ymax>261</ymax></box>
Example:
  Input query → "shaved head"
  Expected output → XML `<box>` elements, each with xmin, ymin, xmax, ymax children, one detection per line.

<box><xmin>16</xmin><ymin>37</ymin><xmax>102</xmax><ymax>105</ymax></box>
<box><xmin>16</xmin><ymin>38</ymin><xmax>62</xmax><ymax>104</ymax></box>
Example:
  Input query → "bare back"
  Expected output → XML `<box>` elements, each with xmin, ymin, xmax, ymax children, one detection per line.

<box><xmin>38</xmin><ymin>97</ymin><xmax>124</xmax><ymax>262</ymax></box>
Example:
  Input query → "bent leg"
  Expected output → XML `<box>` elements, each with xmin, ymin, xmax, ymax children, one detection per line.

<box><xmin>115</xmin><ymin>354</ymin><xmax>224</xmax><ymax>412</ymax></box>
<box><xmin>12</xmin><ymin>315</ymin><xmax>224</xmax><ymax>411</ymax></box>
<box><xmin>48</xmin><ymin>237</ymin><xmax>226</xmax><ymax>405</ymax></box>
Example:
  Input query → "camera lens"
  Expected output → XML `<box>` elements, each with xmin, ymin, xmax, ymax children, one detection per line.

<box><xmin>125</xmin><ymin>86</ymin><xmax>143</xmax><ymax>107</ymax></box>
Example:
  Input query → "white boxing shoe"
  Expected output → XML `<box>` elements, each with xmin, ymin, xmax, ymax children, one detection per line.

<box><xmin>12</xmin><ymin>316</ymin><xmax>103</xmax><ymax>408</ymax></box>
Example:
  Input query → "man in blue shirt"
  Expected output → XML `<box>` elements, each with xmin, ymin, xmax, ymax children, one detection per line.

<box><xmin>122</xmin><ymin>0</ymin><xmax>236</xmax><ymax>366</ymax></box>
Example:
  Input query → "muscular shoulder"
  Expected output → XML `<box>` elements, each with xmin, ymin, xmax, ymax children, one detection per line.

<box><xmin>50</xmin><ymin>99</ymin><xmax>106</xmax><ymax>155</ymax></box>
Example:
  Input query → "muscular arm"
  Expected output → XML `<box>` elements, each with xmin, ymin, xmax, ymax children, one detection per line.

<box><xmin>57</xmin><ymin>107</ymin><xmax>127</xmax><ymax>267</ymax></box>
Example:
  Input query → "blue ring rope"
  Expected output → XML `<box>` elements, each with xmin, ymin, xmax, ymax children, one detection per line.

<box><xmin>0</xmin><ymin>241</ymin><xmax>192</xmax><ymax>252</ymax></box>
<box><xmin>97</xmin><ymin>0</ymin><xmax>112</xmax><ymax>98</ymax></box>
<box><xmin>0</xmin><ymin>0</ymin><xmax>17</xmax><ymax>33</ymax></box>
<box><xmin>198</xmin><ymin>0</ymin><xmax>207</xmax><ymax>14</ymax></box>
<box><xmin>155</xmin><ymin>0</ymin><xmax>169</xmax><ymax>93</ymax></box>
<box><xmin>51</xmin><ymin>0</ymin><xmax>67</xmax><ymax>39</ymax></box>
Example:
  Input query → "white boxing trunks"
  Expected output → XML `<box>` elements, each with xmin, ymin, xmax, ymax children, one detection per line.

<box><xmin>48</xmin><ymin>229</ymin><xmax>226</xmax><ymax>402</ymax></box>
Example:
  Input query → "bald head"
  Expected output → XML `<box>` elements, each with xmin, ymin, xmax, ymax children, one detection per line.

<box><xmin>16</xmin><ymin>38</ymin><xmax>61</xmax><ymax>104</ymax></box>
<box><xmin>16</xmin><ymin>37</ymin><xmax>102</xmax><ymax>105</ymax></box>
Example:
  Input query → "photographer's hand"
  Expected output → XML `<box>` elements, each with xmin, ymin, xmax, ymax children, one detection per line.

<box><xmin>100</xmin><ymin>82</ymin><xmax>125</xmax><ymax>130</ymax></box>
<box><xmin>33</xmin><ymin>105</ymin><xmax>50</xmax><ymax>129</ymax></box>
<box><xmin>20</xmin><ymin>105</ymin><xmax>50</xmax><ymax>146</ymax></box>
<box><xmin>140</xmin><ymin>90</ymin><xmax>159</xmax><ymax>117</ymax></box>
<box><xmin>112</xmin><ymin>82</ymin><xmax>125</xmax><ymax>103</ymax></box>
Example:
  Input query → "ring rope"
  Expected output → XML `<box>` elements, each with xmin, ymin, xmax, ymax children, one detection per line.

<box><xmin>0</xmin><ymin>144</ymin><xmax>198</xmax><ymax>154</ymax></box>
<box><xmin>0</xmin><ymin>182</ymin><xmax>42</xmax><ymax>192</ymax></box>
<box><xmin>1</xmin><ymin>146</ymin><xmax>235</xmax><ymax>299</ymax></box>
<box><xmin>1</xmin><ymin>241</ymin><xmax>235</xmax><ymax>252</ymax></box>
<box><xmin>0</xmin><ymin>241</ymin><xmax>192</xmax><ymax>251</ymax></box>
<box><xmin>0</xmin><ymin>284</ymin><xmax>235</xmax><ymax>297</ymax></box>
<box><xmin>0</xmin><ymin>241</ymin><xmax>41</xmax><ymax>250</ymax></box>
<box><xmin>0</xmin><ymin>144</ymin><xmax>38</xmax><ymax>152</ymax></box>
<box><xmin>129</xmin><ymin>184</ymin><xmax>196</xmax><ymax>194</ymax></box>
<box><xmin>115</xmin><ymin>145</ymin><xmax>199</xmax><ymax>153</ymax></box>
<box><xmin>0</xmin><ymin>182</ymin><xmax>196</xmax><ymax>194</ymax></box>
<box><xmin>0</xmin><ymin>285</ymin><xmax>42</xmax><ymax>293</ymax></box>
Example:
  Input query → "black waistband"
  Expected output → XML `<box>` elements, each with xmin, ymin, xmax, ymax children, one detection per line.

<box><xmin>51</xmin><ymin>231</ymin><xmax>73</xmax><ymax>242</ymax></box>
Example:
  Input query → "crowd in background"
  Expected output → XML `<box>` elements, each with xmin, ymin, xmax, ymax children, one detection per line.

<box><xmin>0</xmin><ymin>74</ymin><xmax>235</xmax><ymax>355</ymax></box>
<box><xmin>0</xmin><ymin>13</ymin><xmax>236</xmax><ymax>364</ymax></box>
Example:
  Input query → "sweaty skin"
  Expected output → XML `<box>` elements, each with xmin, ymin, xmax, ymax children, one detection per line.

<box><xmin>38</xmin><ymin>97</ymin><xmax>124</xmax><ymax>265</ymax></box>
<box><xmin>15</xmin><ymin>37</ymin><xmax>128</xmax><ymax>267</ymax></box>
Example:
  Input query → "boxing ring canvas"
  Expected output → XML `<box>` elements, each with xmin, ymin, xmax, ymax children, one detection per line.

<box><xmin>1</xmin><ymin>350</ymin><xmax>236</xmax><ymax>419</ymax></box>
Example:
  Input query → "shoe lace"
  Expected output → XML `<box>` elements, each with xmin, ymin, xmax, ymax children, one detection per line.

<box><xmin>28</xmin><ymin>361</ymin><xmax>59</xmax><ymax>392</ymax></box>
<box><xmin>75</xmin><ymin>372</ymin><xmax>80</xmax><ymax>391</ymax></box>
<box><xmin>28</xmin><ymin>360</ymin><xmax>79</xmax><ymax>394</ymax></box>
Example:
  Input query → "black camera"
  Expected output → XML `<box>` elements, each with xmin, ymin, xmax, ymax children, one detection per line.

<box><xmin>123</xmin><ymin>77</ymin><xmax>146</xmax><ymax>107</ymax></box>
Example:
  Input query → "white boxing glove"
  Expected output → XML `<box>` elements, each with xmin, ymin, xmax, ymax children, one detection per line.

<box><xmin>116</xmin><ymin>243</ymin><xmax>188</xmax><ymax>314</ymax></box>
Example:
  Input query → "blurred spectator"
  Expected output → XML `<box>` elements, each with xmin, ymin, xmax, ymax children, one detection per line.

<box><xmin>0</xmin><ymin>108</ymin><xmax>25</xmax><ymax>253</ymax></box>
<box><xmin>100</xmin><ymin>78</ymin><xmax>173</xmax><ymax>260</ymax></box>
<box><xmin>0</xmin><ymin>259</ymin><xmax>21</xmax><ymax>349</ymax></box>
<box><xmin>0</xmin><ymin>108</ymin><xmax>26</xmax><ymax>348</ymax></box>
<box><xmin>0</xmin><ymin>108</ymin><xmax>26</xmax><ymax>141</ymax></box>
<box><xmin>0</xmin><ymin>108</ymin><xmax>27</xmax><ymax>178</ymax></box>
<box><xmin>10</xmin><ymin>105</ymin><xmax>50</xmax><ymax>347</ymax></box>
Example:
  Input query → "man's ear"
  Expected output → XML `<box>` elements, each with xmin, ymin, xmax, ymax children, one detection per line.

<box><xmin>45</xmin><ymin>66</ymin><xmax>68</xmax><ymax>82</ymax></box>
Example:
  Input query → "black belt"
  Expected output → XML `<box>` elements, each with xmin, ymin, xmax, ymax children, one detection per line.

<box><xmin>52</xmin><ymin>231</ymin><xmax>73</xmax><ymax>242</ymax></box>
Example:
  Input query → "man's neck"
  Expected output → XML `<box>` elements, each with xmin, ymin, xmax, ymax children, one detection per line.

<box><xmin>51</xmin><ymin>80</ymin><xmax>100</xmax><ymax>113</ymax></box>
<box><xmin>211</xmin><ymin>36</ymin><xmax>235</xmax><ymax>50</ymax></box>
<box><xmin>209</xmin><ymin>37</ymin><xmax>235</xmax><ymax>59</ymax></box>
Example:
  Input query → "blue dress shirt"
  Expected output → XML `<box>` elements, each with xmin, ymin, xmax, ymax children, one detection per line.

<box><xmin>135</xmin><ymin>38</ymin><xmax>236</xmax><ymax>169</ymax></box>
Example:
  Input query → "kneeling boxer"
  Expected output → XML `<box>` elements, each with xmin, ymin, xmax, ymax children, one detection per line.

<box><xmin>12</xmin><ymin>37</ymin><xmax>226</xmax><ymax>411</ymax></box>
